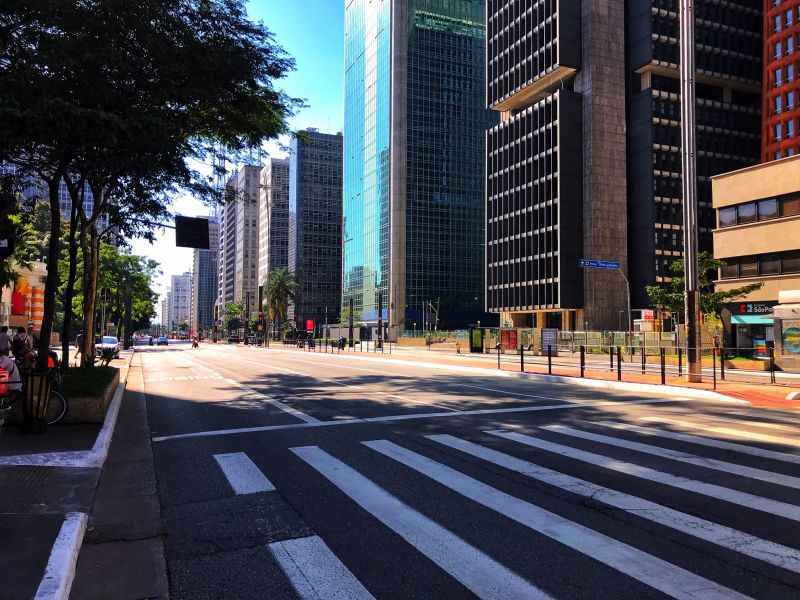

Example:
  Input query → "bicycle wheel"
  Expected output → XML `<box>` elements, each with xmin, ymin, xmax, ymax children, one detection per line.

<box><xmin>46</xmin><ymin>390</ymin><xmax>68</xmax><ymax>425</ymax></box>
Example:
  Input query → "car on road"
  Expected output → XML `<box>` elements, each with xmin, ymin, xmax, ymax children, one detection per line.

<box><xmin>95</xmin><ymin>335</ymin><xmax>120</xmax><ymax>358</ymax></box>
<box><xmin>156</xmin><ymin>336</ymin><xmax>169</xmax><ymax>346</ymax></box>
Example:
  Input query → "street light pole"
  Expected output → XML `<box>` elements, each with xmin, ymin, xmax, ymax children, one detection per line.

<box><xmin>679</xmin><ymin>0</ymin><xmax>702</xmax><ymax>382</ymax></box>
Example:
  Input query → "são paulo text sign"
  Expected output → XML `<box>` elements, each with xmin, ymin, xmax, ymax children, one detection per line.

<box><xmin>579</xmin><ymin>259</ymin><xmax>620</xmax><ymax>270</ymax></box>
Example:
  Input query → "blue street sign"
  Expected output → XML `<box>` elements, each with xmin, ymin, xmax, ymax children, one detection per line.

<box><xmin>579</xmin><ymin>259</ymin><xmax>620</xmax><ymax>270</ymax></box>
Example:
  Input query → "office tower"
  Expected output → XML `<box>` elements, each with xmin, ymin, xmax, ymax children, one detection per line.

<box><xmin>169</xmin><ymin>272</ymin><xmax>192</xmax><ymax>329</ymax></box>
<box><xmin>216</xmin><ymin>165</ymin><xmax>262</xmax><ymax>319</ymax></box>
<box><xmin>763</xmin><ymin>0</ymin><xmax>800</xmax><ymax>160</ymax></box>
<box><xmin>162</xmin><ymin>292</ymin><xmax>171</xmax><ymax>330</ymax></box>
<box><xmin>287</xmin><ymin>130</ymin><xmax>343</xmax><ymax>331</ymax></box>
<box><xmin>191</xmin><ymin>217</ymin><xmax>219</xmax><ymax>334</ymax></box>
<box><xmin>343</xmin><ymin>0</ymin><xmax>495</xmax><ymax>334</ymax></box>
<box><xmin>257</xmin><ymin>158</ymin><xmax>290</xmax><ymax>295</ymax></box>
<box><xmin>627</xmin><ymin>1</ymin><xmax>762</xmax><ymax>308</ymax></box>
<box><xmin>486</xmin><ymin>1</ymin><xmax>627</xmax><ymax>330</ymax></box>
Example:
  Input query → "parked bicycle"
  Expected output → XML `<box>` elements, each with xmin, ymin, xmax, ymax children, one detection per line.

<box><xmin>0</xmin><ymin>350</ymin><xmax>68</xmax><ymax>427</ymax></box>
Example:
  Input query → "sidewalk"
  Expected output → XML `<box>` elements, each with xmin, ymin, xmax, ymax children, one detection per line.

<box><xmin>0</xmin><ymin>351</ymin><xmax>133</xmax><ymax>600</ymax></box>
<box><xmin>276</xmin><ymin>342</ymin><xmax>800</xmax><ymax>411</ymax></box>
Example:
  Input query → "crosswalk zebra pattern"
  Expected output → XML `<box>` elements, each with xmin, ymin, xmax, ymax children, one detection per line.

<box><xmin>207</xmin><ymin>419</ymin><xmax>800</xmax><ymax>599</ymax></box>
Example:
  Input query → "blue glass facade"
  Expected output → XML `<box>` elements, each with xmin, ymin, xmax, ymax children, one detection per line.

<box><xmin>343</xmin><ymin>0</ymin><xmax>493</xmax><ymax>332</ymax></box>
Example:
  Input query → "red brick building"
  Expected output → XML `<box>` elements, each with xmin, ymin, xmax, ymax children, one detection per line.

<box><xmin>764</xmin><ymin>0</ymin><xmax>800</xmax><ymax>161</ymax></box>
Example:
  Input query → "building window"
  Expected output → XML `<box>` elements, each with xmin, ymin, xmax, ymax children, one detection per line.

<box><xmin>775</xmin><ymin>122</ymin><xmax>783</xmax><ymax>140</ymax></box>
<box><xmin>737</xmin><ymin>202</ymin><xmax>757</xmax><ymax>224</ymax></box>
<box><xmin>776</xmin><ymin>41</ymin><xmax>782</xmax><ymax>58</ymax></box>
<box><xmin>790</xmin><ymin>64</ymin><xmax>796</xmax><ymax>82</ymax></box>
<box><xmin>718</xmin><ymin>206</ymin><xmax>737</xmax><ymax>227</ymax></box>
<box><xmin>784</xmin><ymin>195</ymin><xmax>800</xmax><ymax>216</ymax></box>
<box><xmin>739</xmin><ymin>256</ymin><xmax>758</xmax><ymax>277</ymax></box>
<box><xmin>785</xmin><ymin>251</ymin><xmax>800</xmax><ymax>273</ymax></box>
<box><xmin>759</xmin><ymin>198</ymin><xmax>779</xmax><ymax>220</ymax></box>
<box><xmin>776</xmin><ymin>95</ymin><xmax>783</xmax><ymax>113</ymax></box>
<box><xmin>789</xmin><ymin>91</ymin><xmax>796</xmax><ymax>108</ymax></box>
<box><xmin>721</xmin><ymin>260</ymin><xmax>738</xmax><ymax>279</ymax></box>
<box><xmin>761</xmin><ymin>254</ymin><xmax>781</xmax><ymax>275</ymax></box>
<box><xmin>776</xmin><ymin>14</ymin><xmax>782</xmax><ymax>32</ymax></box>
<box><xmin>776</xmin><ymin>68</ymin><xmax>783</xmax><ymax>87</ymax></box>
<box><xmin>789</xmin><ymin>119</ymin><xmax>796</xmax><ymax>138</ymax></box>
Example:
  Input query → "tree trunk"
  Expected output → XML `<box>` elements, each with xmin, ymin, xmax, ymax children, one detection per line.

<box><xmin>123</xmin><ymin>293</ymin><xmax>133</xmax><ymax>350</ymax></box>
<box><xmin>60</xmin><ymin>200</ymin><xmax>80</xmax><ymax>370</ymax></box>
<box><xmin>36</xmin><ymin>177</ymin><xmax>62</xmax><ymax>371</ymax></box>
<box><xmin>81</xmin><ymin>225</ymin><xmax>100</xmax><ymax>367</ymax></box>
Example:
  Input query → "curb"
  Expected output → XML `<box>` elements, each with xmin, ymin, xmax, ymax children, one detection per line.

<box><xmin>0</xmin><ymin>351</ymin><xmax>136</xmax><ymax>468</ymax></box>
<box><xmin>33</xmin><ymin>512</ymin><xmax>88</xmax><ymax>600</ymax></box>
<box><xmin>257</xmin><ymin>346</ymin><xmax>748</xmax><ymax>406</ymax></box>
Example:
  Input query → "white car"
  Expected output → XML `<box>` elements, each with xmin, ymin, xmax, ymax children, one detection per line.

<box><xmin>96</xmin><ymin>336</ymin><xmax>120</xmax><ymax>358</ymax></box>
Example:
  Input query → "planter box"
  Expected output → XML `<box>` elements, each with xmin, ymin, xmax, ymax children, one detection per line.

<box><xmin>7</xmin><ymin>368</ymin><xmax>119</xmax><ymax>425</ymax></box>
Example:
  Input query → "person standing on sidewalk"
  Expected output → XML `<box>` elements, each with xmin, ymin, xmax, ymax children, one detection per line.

<box><xmin>0</xmin><ymin>326</ymin><xmax>10</xmax><ymax>354</ymax></box>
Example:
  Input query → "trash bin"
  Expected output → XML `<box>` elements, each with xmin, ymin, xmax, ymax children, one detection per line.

<box><xmin>22</xmin><ymin>369</ymin><xmax>51</xmax><ymax>434</ymax></box>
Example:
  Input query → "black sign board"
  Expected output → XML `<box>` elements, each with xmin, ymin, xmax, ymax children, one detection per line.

<box><xmin>175</xmin><ymin>216</ymin><xmax>210</xmax><ymax>249</ymax></box>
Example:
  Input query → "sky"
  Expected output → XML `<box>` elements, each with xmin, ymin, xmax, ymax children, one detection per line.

<box><xmin>133</xmin><ymin>0</ymin><xmax>345</xmax><ymax>322</ymax></box>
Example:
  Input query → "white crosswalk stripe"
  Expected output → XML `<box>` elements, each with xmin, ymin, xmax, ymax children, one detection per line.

<box><xmin>427</xmin><ymin>433</ymin><xmax>800</xmax><ymax>573</ymax></box>
<box><xmin>541</xmin><ymin>424</ymin><xmax>800</xmax><ymax>491</ymax></box>
<box><xmin>269</xmin><ymin>535</ymin><xmax>375</xmax><ymax>600</ymax></box>
<box><xmin>636</xmin><ymin>416</ymin><xmax>800</xmax><ymax>458</ymax></box>
<box><xmin>488</xmin><ymin>429</ymin><xmax>800</xmax><ymax>523</ymax></box>
<box><xmin>291</xmin><ymin>445</ymin><xmax>552</xmax><ymax>600</ymax></box>
<box><xmin>213</xmin><ymin>452</ymin><xmax>275</xmax><ymax>495</ymax></box>
<box><xmin>365</xmin><ymin>439</ymin><xmax>749</xmax><ymax>600</ymax></box>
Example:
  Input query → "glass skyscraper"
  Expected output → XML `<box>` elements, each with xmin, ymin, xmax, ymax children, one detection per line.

<box><xmin>343</xmin><ymin>0</ymin><xmax>494</xmax><ymax>334</ymax></box>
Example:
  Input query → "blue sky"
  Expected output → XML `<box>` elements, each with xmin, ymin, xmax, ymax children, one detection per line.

<box><xmin>136</xmin><ymin>0</ymin><xmax>346</xmax><ymax>318</ymax></box>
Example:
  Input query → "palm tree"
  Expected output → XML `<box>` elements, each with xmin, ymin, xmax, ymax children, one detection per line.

<box><xmin>264</xmin><ymin>268</ymin><xmax>298</xmax><ymax>339</ymax></box>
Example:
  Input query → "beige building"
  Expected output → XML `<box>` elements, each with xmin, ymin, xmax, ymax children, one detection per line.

<box><xmin>712</xmin><ymin>155</ymin><xmax>800</xmax><ymax>353</ymax></box>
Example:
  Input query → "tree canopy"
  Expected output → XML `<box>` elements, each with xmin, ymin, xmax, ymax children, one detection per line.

<box><xmin>646</xmin><ymin>252</ymin><xmax>763</xmax><ymax>320</ymax></box>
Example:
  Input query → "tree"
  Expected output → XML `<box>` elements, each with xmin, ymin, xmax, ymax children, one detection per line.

<box><xmin>646</xmin><ymin>252</ymin><xmax>763</xmax><ymax>322</ymax></box>
<box><xmin>264</xmin><ymin>268</ymin><xmax>298</xmax><ymax>339</ymax></box>
<box><xmin>1</xmin><ymin>1</ymin><xmax>300</xmax><ymax>369</ymax></box>
<box><xmin>224</xmin><ymin>302</ymin><xmax>244</xmax><ymax>332</ymax></box>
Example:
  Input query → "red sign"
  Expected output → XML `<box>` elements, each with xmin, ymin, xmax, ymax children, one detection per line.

<box><xmin>305</xmin><ymin>319</ymin><xmax>314</xmax><ymax>332</ymax></box>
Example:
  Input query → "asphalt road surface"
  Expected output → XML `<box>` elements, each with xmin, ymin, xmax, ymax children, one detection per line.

<box><xmin>142</xmin><ymin>343</ymin><xmax>800</xmax><ymax>599</ymax></box>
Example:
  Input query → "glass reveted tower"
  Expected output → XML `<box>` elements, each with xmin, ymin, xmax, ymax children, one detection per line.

<box><xmin>343</xmin><ymin>0</ymin><xmax>494</xmax><ymax>334</ymax></box>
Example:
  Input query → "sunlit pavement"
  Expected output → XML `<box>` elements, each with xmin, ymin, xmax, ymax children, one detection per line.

<box><xmin>142</xmin><ymin>342</ymin><xmax>800</xmax><ymax>599</ymax></box>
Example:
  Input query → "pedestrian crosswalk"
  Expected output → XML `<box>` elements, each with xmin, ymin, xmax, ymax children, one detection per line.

<box><xmin>197</xmin><ymin>419</ymin><xmax>800</xmax><ymax>599</ymax></box>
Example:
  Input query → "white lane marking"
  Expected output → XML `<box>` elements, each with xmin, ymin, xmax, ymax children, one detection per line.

<box><xmin>291</xmin><ymin>446</ymin><xmax>550</xmax><ymax>600</ymax></box>
<box><xmin>489</xmin><ymin>430</ymin><xmax>800</xmax><ymax>523</ymax></box>
<box><xmin>542</xmin><ymin>424</ymin><xmax>800</xmax><ymax>491</ymax></box>
<box><xmin>429</xmin><ymin>434</ymin><xmax>800</xmax><ymax>573</ymax></box>
<box><xmin>232</xmin><ymin>357</ymin><xmax>460</xmax><ymax>412</ymax></box>
<box><xmin>269</xmin><ymin>535</ymin><xmax>375</xmax><ymax>600</ymax></box>
<box><xmin>609</xmin><ymin>419</ymin><xmax>800</xmax><ymax>465</ymax></box>
<box><xmin>366</xmin><ymin>439</ymin><xmax>747</xmax><ymax>600</ymax></box>
<box><xmin>636</xmin><ymin>417</ymin><xmax>800</xmax><ymax>457</ymax></box>
<box><xmin>177</xmin><ymin>351</ymin><xmax>320</xmax><ymax>424</ymax></box>
<box><xmin>34</xmin><ymin>512</ymin><xmax>88</xmax><ymax>600</ymax></box>
<box><xmin>271</xmin><ymin>355</ymin><xmax>573</xmax><ymax>403</ymax></box>
<box><xmin>213</xmin><ymin>452</ymin><xmax>275</xmax><ymax>494</ymax></box>
<box><xmin>151</xmin><ymin>398</ymin><xmax>680</xmax><ymax>442</ymax></box>
<box><xmin>221</xmin><ymin>378</ymin><xmax>320</xmax><ymax>423</ymax></box>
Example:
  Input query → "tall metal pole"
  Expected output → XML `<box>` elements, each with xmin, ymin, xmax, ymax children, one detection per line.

<box><xmin>348</xmin><ymin>297</ymin><xmax>354</xmax><ymax>347</ymax></box>
<box><xmin>377</xmin><ymin>290</ymin><xmax>383</xmax><ymax>349</ymax></box>
<box><xmin>679</xmin><ymin>0</ymin><xmax>702</xmax><ymax>382</ymax></box>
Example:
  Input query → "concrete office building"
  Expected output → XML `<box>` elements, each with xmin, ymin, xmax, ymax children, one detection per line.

<box><xmin>257</xmin><ymin>158</ymin><xmax>290</xmax><ymax>296</ymax></box>
<box><xmin>169</xmin><ymin>272</ymin><xmax>192</xmax><ymax>330</ymax></box>
<box><xmin>191</xmin><ymin>217</ymin><xmax>219</xmax><ymax>334</ymax></box>
<box><xmin>627</xmin><ymin>0</ymin><xmax>762</xmax><ymax>308</ymax></box>
<box><xmin>287</xmin><ymin>130</ymin><xmax>343</xmax><ymax>331</ymax></box>
<box><xmin>486</xmin><ymin>1</ymin><xmax>627</xmax><ymax>330</ymax></box>
<box><xmin>343</xmin><ymin>0</ymin><xmax>495</xmax><ymax>333</ymax></box>
<box><xmin>216</xmin><ymin>165</ymin><xmax>262</xmax><ymax>320</ymax></box>
<box><xmin>713</xmin><ymin>155</ymin><xmax>800</xmax><ymax>354</ymax></box>
<box><xmin>162</xmin><ymin>292</ymin><xmax>171</xmax><ymax>331</ymax></box>
<box><xmin>763</xmin><ymin>0</ymin><xmax>800</xmax><ymax>161</ymax></box>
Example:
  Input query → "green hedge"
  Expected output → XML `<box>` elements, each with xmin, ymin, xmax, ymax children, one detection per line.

<box><xmin>62</xmin><ymin>366</ymin><xmax>117</xmax><ymax>398</ymax></box>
